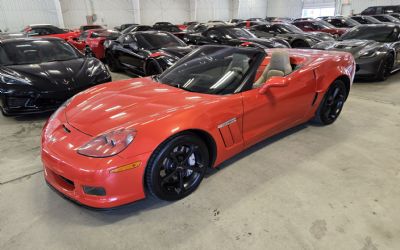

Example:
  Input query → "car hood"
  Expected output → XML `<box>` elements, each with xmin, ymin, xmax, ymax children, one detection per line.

<box><xmin>65</xmin><ymin>78</ymin><xmax>217</xmax><ymax>136</ymax></box>
<box><xmin>157</xmin><ymin>46</ymin><xmax>194</xmax><ymax>58</ymax></box>
<box><xmin>312</xmin><ymin>39</ymin><xmax>385</xmax><ymax>58</ymax></box>
<box><xmin>1</xmin><ymin>58</ymin><xmax>108</xmax><ymax>92</ymax></box>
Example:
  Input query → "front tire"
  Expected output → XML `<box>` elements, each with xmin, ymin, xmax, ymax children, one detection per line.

<box><xmin>106</xmin><ymin>51</ymin><xmax>121</xmax><ymax>72</ymax></box>
<box><xmin>313</xmin><ymin>80</ymin><xmax>347</xmax><ymax>125</ymax></box>
<box><xmin>145</xmin><ymin>133</ymin><xmax>209</xmax><ymax>201</ymax></box>
<box><xmin>376</xmin><ymin>53</ymin><xmax>394</xmax><ymax>81</ymax></box>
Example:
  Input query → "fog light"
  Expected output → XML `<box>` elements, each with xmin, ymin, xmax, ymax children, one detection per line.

<box><xmin>110</xmin><ymin>161</ymin><xmax>141</xmax><ymax>174</ymax></box>
<box><xmin>83</xmin><ymin>186</ymin><xmax>106</xmax><ymax>196</ymax></box>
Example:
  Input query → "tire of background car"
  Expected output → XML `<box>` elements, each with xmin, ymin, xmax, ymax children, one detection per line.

<box><xmin>144</xmin><ymin>59</ymin><xmax>163</xmax><ymax>76</ymax></box>
<box><xmin>291</xmin><ymin>39</ymin><xmax>310</xmax><ymax>48</ymax></box>
<box><xmin>145</xmin><ymin>132</ymin><xmax>209</xmax><ymax>201</ymax></box>
<box><xmin>312</xmin><ymin>79</ymin><xmax>347</xmax><ymax>125</ymax></box>
<box><xmin>106</xmin><ymin>51</ymin><xmax>121</xmax><ymax>72</ymax></box>
<box><xmin>376</xmin><ymin>53</ymin><xmax>394</xmax><ymax>82</ymax></box>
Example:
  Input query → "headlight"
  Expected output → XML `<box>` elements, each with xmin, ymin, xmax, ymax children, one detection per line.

<box><xmin>78</xmin><ymin>128</ymin><xmax>136</xmax><ymax>158</ymax></box>
<box><xmin>359</xmin><ymin>50</ymin><xmax>377</xmax><ymax>58</ymax></box>
<box><xmin>0</xmin><ymin>74</ymin><xmax>31</xmax><ymax>85</ymax></box>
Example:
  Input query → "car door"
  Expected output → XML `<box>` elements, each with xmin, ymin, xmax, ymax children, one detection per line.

<box><xmin>241</xmin><ymin>68</ymin><xmax>317</xmax><ymax>147</ymax></box>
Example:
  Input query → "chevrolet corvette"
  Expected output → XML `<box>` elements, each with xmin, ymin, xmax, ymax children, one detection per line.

<box><xmin>313</xmin><ymin>24</ymin><xmax>400</xmax><ymax>81</ymax></box>
<box><xmin>42</xmin><ymin>45</ymin><xmax>355</xmax><ymax>208</ymax></box>
<box><xmin>0</xmin><ymin>37</ymin><xmax>111</xmax><ymax>116</ymax></box>
<box><xmin>22</xmin><ymin>24</ymin><xmax>80</xmax><ymax>41</ymax></box>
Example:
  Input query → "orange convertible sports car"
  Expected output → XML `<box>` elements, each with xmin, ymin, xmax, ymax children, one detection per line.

<box><xmin>42</xmin><ymin>45</ymin><xmax>355</xmax><ymax>208</ymax></box>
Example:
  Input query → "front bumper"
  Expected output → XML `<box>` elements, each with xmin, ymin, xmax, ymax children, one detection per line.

<box><xmin>0</xmin><ymin>77</ymin><xmax>111</xmax><ymax>116</ymax></box>
<box><xmin>354</xmin><ymin>55</ymin><xmax>385</xmax><ymax>79</ymax></box>
<box><xmin>42</xmin><ymin>117</ymin><xmax>151</xmax><ymax>209</ymax></box>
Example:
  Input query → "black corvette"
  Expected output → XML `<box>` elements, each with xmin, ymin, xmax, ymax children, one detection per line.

<box><xmin>105</xmin><ymin>31</ymin><xmax>194</xmax><ymax>76</ymax></box>
<box><xmin>183</xmin><ymin>25</ymin><xmax>290</xmax><ymax>48</ymax></box>
<box><xmin>313</xmin><ymin>24</ymin><xmax>400</xmax><ymax>81</ymax></box>
<box><xmin>0</xmin><ymin>37</ymin><xmax>111</xmax><ymax>116</ymax></box>
<box><xmin>250</xmin><ymin>22</ymin><xmax>334</xmax><ymax>48</ymax></box>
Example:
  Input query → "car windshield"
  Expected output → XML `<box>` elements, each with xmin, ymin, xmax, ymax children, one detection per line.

<box><xmin>157</xmin><ymin>46</ymin><xmax>263</xmax><ymax>95</ymax></box>
<box><xmin>0</xmin><ymin>40</ymin><xmax>81</xmax><ymax>66</ymax></box>
<box><xmin>223</xmin><ymin>27</ymin><xmax>256</xmax><ymax>39</ymax></box>
<box><xmin>340</xmin><ymin>25</ymin><xmax>399</xmax><ymax>42</ymax></box>
<box><xmin>81</xmin><ymin>25</ymin><xmax>103</xmax><ymax>31</ymax></box>
<box><xmin>352</xmin><ymin>16</ymin><xmax>381</xmax><ymax>24</ymax></box>
<box><xmin>136</xmin><ymin>32</ymin><xmax>186</xmax><ymax>49</ymax></box>
<box><xmin>275</xmin><ymin>24</ymin><xmax>304</xmax><ymax>33</ymax></box>
<box><xmin>374</xmin><ymin>15</ymin><xmax>400</xmax><ymax>23</ymax></box>
<box><xmin>154</xmin><ymin>25</ymin><xmax>181</xmax><ymax>33</ymax></box>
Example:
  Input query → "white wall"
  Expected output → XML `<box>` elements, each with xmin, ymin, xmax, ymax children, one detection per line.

<box><xmin>266</xmin><ymin>0</ymin><xmax>303</xmax><ymax>18</ymax></box>
<box><xmin>60</xmin><ymin>0</ymin><xmax>137</xmax><ymax>29</ymax></box>
<box><xmin>0</xmin><ymin>0</ymin><xmax>60</xmax><ymax>32</ymax></box>
<box><xmin>140</xmin><ymin>0</ymin><xmax>190</xmax><ymax>25</ymax></box>
<box><xmin>190</xmin><ymin>0</ymin><xmax>232</xmax><ymax>22</ymax></box>
<box><xmin>235</xmin><ymin>0</ymin><xmax>267</xmax><ymax>19</ymax></box>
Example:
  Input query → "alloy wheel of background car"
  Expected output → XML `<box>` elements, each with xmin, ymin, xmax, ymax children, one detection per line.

<box><xmin>106</xmin><ymin>52</ymin><xmax>120</xmax><ymax>72</ymax></box>
<box><xmin>314</xmin><ymin>80</ymin><xmax>347</xmax><ymax>125</ymax></box>
<box><xmin>376</xmin><ymin>53</ymin><xmax>394</xmax><ymax>81</ymax></box>
<box><xmin>145</xmin><ymin>133</ymin><xmax>209</xmax><ymax>201</ymax></box>
<box><xmin>291</xmin><ymin>40</ymin><xmax>309</xmax><ymax>48</ymax></box>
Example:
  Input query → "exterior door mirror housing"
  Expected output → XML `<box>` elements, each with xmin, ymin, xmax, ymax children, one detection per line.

<box><xmin>259</xmin><ymin>76</ymin><xmax>288</xmax><ymax>94</ymax></box>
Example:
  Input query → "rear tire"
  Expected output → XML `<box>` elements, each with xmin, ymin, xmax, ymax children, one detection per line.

<box><xmin>313</xmin><ymin>80</ymin><xmax>347</xmax><ymax>125</ymax></box>
<box><xmin>145</xmin><ymin>133</ymin><xmax>209</xmax><ymax>201</ymax></box>
<box><xmin>376</xmin><ymin>53</ymin><xmax>394</xmax><ymax>82</ymax></box>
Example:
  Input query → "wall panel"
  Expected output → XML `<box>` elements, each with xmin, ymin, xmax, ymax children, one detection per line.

<box><xmin>0</xmin><ymin>0</ymin><xmax>60</xmax><ymax>32</ymax></box>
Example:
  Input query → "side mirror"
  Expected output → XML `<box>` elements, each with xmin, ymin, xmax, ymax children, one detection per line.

<box><xmin>84</xmin><ymin>46</ymin><xmax>94</xmax><ymax>57</ymax></box>
<box><xmin>258</xmin><ymin>76</ymin><xmax>288</xmax><ymax>94</ymax></box>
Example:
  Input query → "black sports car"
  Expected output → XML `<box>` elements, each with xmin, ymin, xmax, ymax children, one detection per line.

<box><xmin>313</xmin><ymin>24</ymin><xmax>400</xmax><ymax>81</ymax></box>
<box><xmin>183</xmin><ymin>26</ymin><xmax>290</xmax><ymax>48</ymax></box>
<box><xmin>371</xmin><ymin>14</ymin><xmax>400</xmax><ymax>24</ymax></box>
<box><xmin>250</xmin><ymin>22</ymin><xmax>334</xmax><ymax>48</ymax></box>
<box><xmin>152</xmin><ymin>23</ymin><xmax>185</xmax><ymax>39</ymax></box>
<box><xmin>0</xmin><ymin>38</ymin><xmax>111</xmax><ymax>116</ymax></box>
<box><xmin>105</xmin><ymin>31</ymin><xmax>194</xmax><ymax>76</ymax></box>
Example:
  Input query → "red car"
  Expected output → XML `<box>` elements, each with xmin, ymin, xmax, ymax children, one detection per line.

<box><xmin>292</xmin><ymin>20</ymin><xmax>347</xmax><ymax>36</ymax></box>
<box><xmin>22</xmin><ymin>24</ymin><xmax>79</xmax><ymax>41</ymax></box>
<box><xmin>42</xmin><ymin>46</ymin><xmax>355</xmax><ymax>208</ymax></box>
<box><xmin>68</xmin><ymin>29</ymin><xmax>120</xmax><ymax>59</ymax></box>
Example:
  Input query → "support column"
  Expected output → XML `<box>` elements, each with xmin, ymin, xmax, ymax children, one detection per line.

<box><xmin>131</xmin><ymin>0</ymin><xmax>141</xmax><ymax>24</ymax></box>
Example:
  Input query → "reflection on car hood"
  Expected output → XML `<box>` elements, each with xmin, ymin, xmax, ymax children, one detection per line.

<box><xmin>157</xmin><ymin>46</ymin><xmax>194</xmax><ymax>58</ymax></box>
<box><xmin>312</xmin><ymin>39</ymin><xmax>384</xmax><ymax>56</ymax></box>
<box><xmin>65</xmin><ymin>78</ymin><xmax>218</xmax><ymax>136</ymax></box>
<box><xmin>1</xmin><ymin>58</ymin><xmax>106</xmax><ymax>91</ymax></box>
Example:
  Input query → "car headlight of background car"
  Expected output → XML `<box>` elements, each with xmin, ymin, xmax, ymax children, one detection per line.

<box><xmin>78</xmin><ymin>128</ymin><xmax>136</xmax><ymax>158</ymax></box>
<box><xmin>358</xmin><ymin>49</ymin><xmax>384</xmax><ymax>59</ymax></box>
<box><xmin>0</xmin><ymin>74</ymin><xmax>31</xmax><ymax>85</ymax></box>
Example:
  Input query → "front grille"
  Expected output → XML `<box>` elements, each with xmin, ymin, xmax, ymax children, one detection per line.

<box><xmin>7</xmin><ymin>97</ymin><xmax>30</xmax><ymax>108</ymax></box>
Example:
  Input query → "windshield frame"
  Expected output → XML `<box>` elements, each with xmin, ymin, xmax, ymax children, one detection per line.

<box><xmin>156</xmin><ymin>45</ymin><xmax>266</xmax><ymax>95</ymax></box>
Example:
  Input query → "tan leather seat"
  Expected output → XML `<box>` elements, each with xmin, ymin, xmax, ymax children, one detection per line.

<box><xmin>254</xmin><ymin>50</ymin><xmax>292</xmax><ymax>88</ymax></box>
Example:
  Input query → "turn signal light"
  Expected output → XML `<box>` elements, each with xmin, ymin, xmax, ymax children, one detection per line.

<box><xmin>110</xmin><ymin>161</ymin><xmax>141</xmax><ymax>174</ymax></box>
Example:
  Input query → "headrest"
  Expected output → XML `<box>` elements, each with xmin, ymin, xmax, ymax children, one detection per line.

<box><xmin>268</xmin><ymin>50</ymin><xmax>292</xmax><ymax>75</ymax></box>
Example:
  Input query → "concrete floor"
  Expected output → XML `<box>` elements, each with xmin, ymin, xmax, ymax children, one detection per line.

<box><xmin>1</xmin><ymin>71</ymin><xmax>399</xmax><ymax>250</ymax></box>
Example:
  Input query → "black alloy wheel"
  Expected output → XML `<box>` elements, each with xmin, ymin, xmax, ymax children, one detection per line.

<box><xmin>145</xmin><ymin>133</ymin><xmax>209</xmax><ymax>201</ymax></box>
<box><xmin>376</xmin><ymin>53</ymin><xmax>394</xmax><ymax>81</ymax></box>
<box><xmin>314</xmin><ymin>80</ymin><xmax>347</xmax><ymax>125</ymax></box>
<box><xmin>106</xmin><ymin>52</ymin><xmax>120</xmax><ymax>72</ymax></box>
